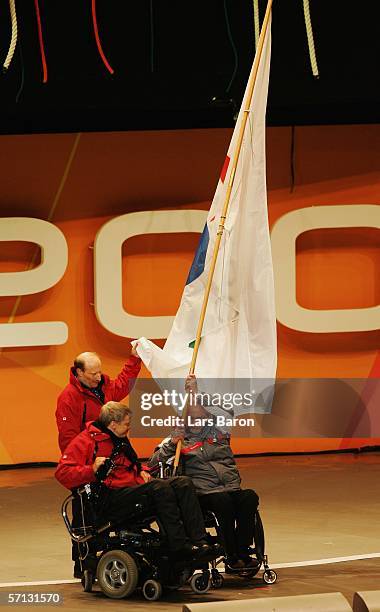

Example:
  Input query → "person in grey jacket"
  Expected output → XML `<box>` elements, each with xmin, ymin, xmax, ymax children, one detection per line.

<box><xmin>149</xmin><ymin>374</ymin><xmax>259</xmax><ymax>570</ymax></box>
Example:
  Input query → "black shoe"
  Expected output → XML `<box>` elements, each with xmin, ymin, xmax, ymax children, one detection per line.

<box><xmin>193</xmin><ymin>541</ymin><xmax>222</xmax><ymax>562</ymax></box>
<box><xmin>193</xmin><ymin>538</ymin><xmax>220</xmax><ymax>551</ymax></box>
<box><xmin>192</xmin><ymin>542</ymin><xmax>211</xmax><ymax>553</ymax></box>
<box><xmin>192</xmin><ymin>538</ymin><xmax>209</xmax><ymax>546</ymax></box>
<box><xmin>225</xmin><ymin>556</ymin><xmax>246</xmax><ymax>572</ymax></box>
<box><xmin>240</xmin><ymin>556</ymin><xmax>261</xmax><ymax>569</ymax></box>
<box><xmin>194</xmin><ymin>544</ymin><xmax>212</xmax><ymax>559</ymax></box>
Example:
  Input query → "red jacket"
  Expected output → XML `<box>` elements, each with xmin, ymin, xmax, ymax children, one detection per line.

<box><xmin>55</xmin><ymin>356</ymin><xmax>141</xmax><ymax>452</ymax></box>
<box><xmin>55</xmin><ymin>421</ymin><xmax>145</xmax><ymax>490</ymax></box>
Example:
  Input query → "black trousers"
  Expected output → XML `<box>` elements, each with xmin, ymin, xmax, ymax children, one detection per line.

<box><xmin>100</xmin><ymin>476</ymin><xmax>207</xmax><ymax>551</ymax></box>
<box><xmin>199</xmin><ymin>489</ymin><xmax>259</xmax><ymax>558</ymax></box>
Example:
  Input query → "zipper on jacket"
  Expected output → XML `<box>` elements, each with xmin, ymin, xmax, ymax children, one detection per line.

<box><xmin>81</xmin><ymin>402</ymin><xmax>87</xmax><ymax>430</ymax></box>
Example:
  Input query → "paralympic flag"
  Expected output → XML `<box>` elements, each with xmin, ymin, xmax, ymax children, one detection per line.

<box><xmin>136</xmin><ymin>14</ymin><xmax>276</xmax><ymax>398</ymax></box>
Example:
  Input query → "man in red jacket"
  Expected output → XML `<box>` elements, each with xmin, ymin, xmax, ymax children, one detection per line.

<box><xmin>56</xmin><ymin>349</ymin><xmax>141</xmax><ymax>453</ymax></box>
<box><xmin>56</xmin><ymin>401</ymin><xmax>217</xmax><ymax>563</ymax></box>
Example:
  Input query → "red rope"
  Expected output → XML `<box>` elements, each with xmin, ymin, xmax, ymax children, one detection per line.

<box><xmin>91</xmin><ymin>0</ymin><xmax>114</xmax><ymax>75</ymax></box>
<box><xmin>34</xmin><ymin>0</ymin><xmax>48</xmax><ymax>83</ymax></box>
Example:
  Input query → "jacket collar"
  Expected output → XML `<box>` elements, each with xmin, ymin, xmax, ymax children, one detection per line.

<box><xmin>69</xmin><ymin>367</ymin><xmax>107</xmax><ymax>394</ymax></box>
<box><xmin>86</xmin><ymin>420</ymin><xmax>110</xmax><ymax>441</ymax></box>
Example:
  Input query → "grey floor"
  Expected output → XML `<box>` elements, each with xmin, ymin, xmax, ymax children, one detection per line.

<box><xmin>0</xmin><ymin>452</ymin><xmax>379</xmax><ymax>609</ymax></box>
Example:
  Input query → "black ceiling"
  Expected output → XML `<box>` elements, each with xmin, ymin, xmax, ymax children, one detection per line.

<box><xmin>0</xmin><ymin>0</ymin><xmax>379</xmax><ymax>135</ymax></box>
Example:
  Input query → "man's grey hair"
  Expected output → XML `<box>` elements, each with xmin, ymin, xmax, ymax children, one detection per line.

<box><xmin>99</xmin><ymin>401</ymin><xmax>132</xmax><ymax>426</ymax></box>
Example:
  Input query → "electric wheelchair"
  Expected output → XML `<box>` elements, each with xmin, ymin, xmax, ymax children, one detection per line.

<box><xmin>61</xmin><ymin>482</ymin><xmax>218</xmax><ymax>601</ymax></box>
<box><xmin>61</xmin><ymin>456</ymin><xmax>277</xmax><ymax>600</ymax></box>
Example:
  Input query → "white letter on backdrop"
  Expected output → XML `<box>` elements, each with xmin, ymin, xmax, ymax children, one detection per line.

<box><xmin>271</xmin><ymin>205</ymin><xmax>380</xmax><ymax>332</ymax></box>
<box><xmin>94</xmin><ymin>210</ymin><xmax>207</xmax><ymax>339</ymax></box>
<box><xmin>0</xmin><ymin>217</ymin><xmax>68</xmax><ymax>347</ymax></box>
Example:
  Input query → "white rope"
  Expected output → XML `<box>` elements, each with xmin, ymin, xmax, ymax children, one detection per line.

<box><xmin>253</xmin><ymin>0</ymin><xmax>260</xmax><ymax>51</ymax></box>
<box><xmin>303</xmin><ymin>0</ymin><xmax>319</xmax><ymax>77</ymax></box>
<box><xmin>3</xmin><ymin>0</ymin><xmax>18</xmax><ymax>72</ymax></box>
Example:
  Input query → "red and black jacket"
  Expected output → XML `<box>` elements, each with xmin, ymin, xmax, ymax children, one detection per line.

<box><xmin>55</xmin><ymin>356</ymin><xmax>141</xmax><ymax>453</ymax></box>
<box><xmin>55</xmin><ymin>421</ymin><xmax>146</xmax><ymax>490</ymax></box>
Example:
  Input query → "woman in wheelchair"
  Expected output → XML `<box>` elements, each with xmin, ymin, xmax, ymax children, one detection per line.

<box><xmin>149</xmin><ymin>375</ymin><xmax>260</xmax><ymax>572</ymax></box>
<box><xmin>55</xmin><ymin>401</ymin><xmax>220</xmax><ymax>567</ymax></box>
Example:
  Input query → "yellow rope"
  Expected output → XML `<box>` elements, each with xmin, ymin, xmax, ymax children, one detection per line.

<box><xmin>3</xmin><ymin>0</ymin><xmax>17</xmax><ymax>71</ymax></box>
<box><xmin>303</xmin><ymin>0</ymin><xmax>319</xmax><ymax>77</ymax></box>
<box><xmin>253</xmin><ymin>0</ymin><xmax>260</xmax><ymax>51</ymax></box>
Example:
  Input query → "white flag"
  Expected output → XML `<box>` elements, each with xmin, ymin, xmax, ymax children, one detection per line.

<box><xmin>136</xmin><ymin>16</ymin><xmax>276</xmax><ymax>406</ymax></box>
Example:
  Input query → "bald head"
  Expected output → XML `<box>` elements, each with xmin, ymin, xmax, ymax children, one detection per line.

<box><xmin>74</xmin><ymin>352</ymin><xmax>102</xmax><ymax>388</ymax></box>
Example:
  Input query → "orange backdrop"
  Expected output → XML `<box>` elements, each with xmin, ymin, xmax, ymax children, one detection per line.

<box><xmin>0</xmin><ymin>125</ymin><xmax>379</xmax><ymax>464</ymax></box>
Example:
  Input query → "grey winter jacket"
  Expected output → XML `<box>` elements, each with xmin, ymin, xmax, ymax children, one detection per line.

<box><xmin>149</xmin><ymin>435</ymin><xmax>241</xmax><ymax>496</ymax></box>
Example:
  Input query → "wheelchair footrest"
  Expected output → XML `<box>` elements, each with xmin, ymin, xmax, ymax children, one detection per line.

<box><xmin>119</xmin><ymin>530</ymin><xmax>161</xmax><ymax>550</ymax></box>
<box><xmin>72</xmin><ymin>526</ymin><xmax>96</xmax><ymax>536</ymax></box>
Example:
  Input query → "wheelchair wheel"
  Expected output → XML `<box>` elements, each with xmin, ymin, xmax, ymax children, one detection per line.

<box><xmin>263</xmin><ymin>569</ymin><xmax>278</xmax><ymax>584</ymax></box>
<box><xmin>142</xmin><ymin>579</ymin><xmax>162</xmax><ymax>601</ymax></box>
<box><xmin>81</xmin><ymin>570</ymin><xmax>93</xmax><ymax>593</ymax></box>
<box><xmin>96</xmin><ymin>550</ymin><xmax>138</xmax><ymax>599</ymax></box>
<box><xmin>190</xmin><ymin>572</ymin><xmax>211</xmax><ymax>594</ymax></box>
<box><xmin>211</xmin><ymin>570</ymin><xmax>224</xmax><ymax>589</ymax></box>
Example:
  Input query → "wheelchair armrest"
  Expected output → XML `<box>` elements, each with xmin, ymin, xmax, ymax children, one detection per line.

<box><xmin>61</xmin><ymin>484</ymin><xmax>109</xmax><ymax>543</ymax></box>
<box><xmin>61</xmin><ymin>493</ymin><xmax>97</xmax><ymax>542</ymax></box>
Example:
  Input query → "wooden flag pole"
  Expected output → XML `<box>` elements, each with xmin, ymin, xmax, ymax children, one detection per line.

<box><xmin>172</xmin><ymin>0</ymin><xmax>273</xmax><ymax>475</ymax></box>
<box><xmin>190</xmin><ymin>0</ymin><xmax>272</xmax><ymax>375</ymax></box>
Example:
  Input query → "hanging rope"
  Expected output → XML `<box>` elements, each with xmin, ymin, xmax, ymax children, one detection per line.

<box><xmin>3</xmin><ymin>0</ymin><xmax>18</xmax><ymax>72</ymax></box>
<box><xmin>15</xmin><ymin>37</ymin><xmax>24</xmax><ymax>102</ymax></box>
<box><xmin>223</xmin><ymin>0</ymin><xmax>238</xmax><ymax>92</ymax></box>
<box><xmin>253</xmin><ymin>0</ymin><xmax>260</xmax><ymax>51</ymax></box>
<box><xmin>34</xmin><ymin>0</ymin><xmax>48</xmax><ymax>83</ymax></box>
<box><xmin>91</xmin><ymin>0</ymin><xmax>114</xmax><ymax>74</ymax></box>
<box><xmin>149</xmin><ymin>0</ymin><xmax>154</xmax><ymax>72</ymax></box>
<box><xmin>302</xmin><ymin>0</ymin><xmax>319</xmax><ymax>77</ymax></box>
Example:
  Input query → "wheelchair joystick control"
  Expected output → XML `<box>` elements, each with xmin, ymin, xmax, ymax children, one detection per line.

<box><xmin>95</xmin><ymin>458</ymin><xmax>115</xmax><ymax>482</ymax></box>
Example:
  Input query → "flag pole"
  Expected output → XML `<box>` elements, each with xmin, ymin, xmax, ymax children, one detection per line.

<box><xmin>189</xmin><ymin>0</ymin><xmax>272</xmax><ymax>375</ymax></box>
<box><xmin>172</xmin><ymin>0</ymin><xmax>273</xmax><ymax>474</ymax></box>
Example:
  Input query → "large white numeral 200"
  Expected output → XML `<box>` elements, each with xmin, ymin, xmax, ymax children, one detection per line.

<box><xmin>0</xmin><ymin>205</ymin><xmax>378</xmax><ymax>346</ymax></box>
